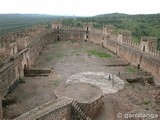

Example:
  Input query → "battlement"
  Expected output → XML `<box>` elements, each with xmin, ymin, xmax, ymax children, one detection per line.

<box><xmin>118</xmin><ymin>30</ymin><xmax>132</xmax><ymax>42</ymax></box>
<box><xmin>103</xmin><ymin>25</ymin><xmax>114</xmax><ymax>36</ymax></box>
<box><xmin>51</xmin><ymin>21</ymin><xmax>62</xmax><ymax>29</ymax></box>
<box><xmin>147</xmin><ymin>49</ymin><xmax>160</xmax><ymax>58</ymax></box>
<box><xmin>141</xmin><ymin>36</ymin><xmax>157</xmax><ymax>42</ymax></box>
<box><xmin>123</xmin><ymin>39</ymin><xmax>141</xmax><ymax>49</ymax></box>
<box><xmin>83</xmin><ymin>22</ymin><xmax>93</xmax><ymax>31</ymax></box>
<box><xmin>60</xmin><ymin>26</ymin><xmax>84</xmax><ymax>31</ymax></box>
<box><xmin>91</xmin><ymin>28</ymin><xmax>103</xmax><ymax>34</ymax></box>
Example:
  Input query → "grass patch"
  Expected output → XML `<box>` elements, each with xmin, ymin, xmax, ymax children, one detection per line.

<box><xmin>124</xmin><ymin>81</ymin><xmax>131</xmax><ymax>88</ymax></box>
<box><xmin>16</xmin><ymin>90</ymin><xmax>29</xmax><ymax>100</ymax></box>
<box><xmin>141</xmin><ymin>99</ymin><xmax>151</xmax><ymax>105</ymax></box>
<box><xmin>51</xmin><ymin>80</ymin><xmax>59</xmax><ymax>87</ymax></box>
<box><xmin>126</xmin><ymin>66</ymin><xmax>138</xmax><ymax>73</ymax></box>
<box><xmin>46</xmin><ymin>55</ymin><xmax>53</xmax><ymax>62</ymax></box>
<box><xmin>88</xmin><ymin>50</ymin><xmax>111</xmax><ymax>58</ymax></box>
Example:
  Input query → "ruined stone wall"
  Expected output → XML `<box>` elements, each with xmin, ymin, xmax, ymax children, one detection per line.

<box><xmin>0</xmin><ymin>29</ymin><xmax>57</xmax><ymax>99</ymax></box>
<box><xmin>102</xmin><ymin>36</ymin><xmax>160</xmax><ymax>86</ymax></box>
<box><xmin>36</xmin><ymin>104</ymin><xmax>71</xmax><ymax>120</ymax></box>
<box><xmin>0</xmin><ymin>61</ymin><xmax>22</xmax><ymax>98</ymax></box>
<box><xmin>78</xmin><ymin>95</ymin><xmax>104</xmax><ymax>119</ymax></box>
<box><xmin>88</xmin><ymin>29</ymin><xmax>103</xmax><ymax>45</ymax></box>
<box><xmin>15</xmin><ymin>97</ymin><xmax>72</xmax><ymax>120</ymax></box>
<box><xmin>15</xmin><ymin>93</ymin><xmax>104</xmax><ymax>120</ymax></box>
<box><xmin>59</xmin><ymin>26</ymin><xmax>85</xmax><ymax>41</ymax></box>
<box><xmin>28</xmin><ymin>29</ymin><xmax>57</xmax><ymax>68</ymax></box>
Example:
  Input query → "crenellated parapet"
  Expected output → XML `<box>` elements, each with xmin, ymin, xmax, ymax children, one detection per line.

<box><xmin>103</xmin><ymin>25</ymin><xmax>114</xmax><ymax>37</ymax></box>
<box><xmin>0</xmin><ymin>24</ymin><xmax>49</xmax><ymax>58</ymax></box>
<box><xmin>140</xmin><ymin>36</ymin><xmax>157</xmax><ymax>52</ymax></box>
<box><xmin>118</xmin><ymin>30</ymin><xmax>131</xmax><ymax>43</ymax></box>
<box><xmin>60</xmin><ymin>26</ymin><xmax>84</xmax><ymax>31</ymax></box>
<box><xmin>83</xmin><ymin>22</ymin><xmax>93</xmax><ymax>31</ymax></box>
<box><xmin>51</xmin><ymin>21</ymin><xmax>62</xmax><ymax>29</ymax></box>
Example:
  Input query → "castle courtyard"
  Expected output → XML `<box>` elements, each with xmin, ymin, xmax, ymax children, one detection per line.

<box><xmin>3</xmin><ymin>40</ymin><xmax>160</xmax><ymax>120</ymax></box>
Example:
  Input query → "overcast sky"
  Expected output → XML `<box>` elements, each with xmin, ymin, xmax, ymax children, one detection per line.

<box><xmin>0</xmin><ymin>0</ymin><xmax>159</xmax><ymax>16</ymax></box>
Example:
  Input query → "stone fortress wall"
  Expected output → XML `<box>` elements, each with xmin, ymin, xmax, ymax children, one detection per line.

<box><xmin>0</xmin><ymin>21</ymin><xmax>160</xmax><ymax>119</ymax></box>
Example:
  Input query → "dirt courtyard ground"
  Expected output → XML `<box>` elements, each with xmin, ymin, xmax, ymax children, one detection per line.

<box><xmin>3</xmin><ymin>40</ymin><xmax>160</xmax><ymax>120</ymax></box>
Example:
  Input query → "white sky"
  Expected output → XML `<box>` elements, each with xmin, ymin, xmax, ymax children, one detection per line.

<box><xmin>0</xmin><ymin>0</ymin><xmax>159</xmax><ymax>16</ymax></box>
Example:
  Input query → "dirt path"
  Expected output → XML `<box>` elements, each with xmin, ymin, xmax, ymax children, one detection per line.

<box><xmin>3</xmin><ymin>40</ymin><xmax>160</xmax><ymax>119</ymax></box>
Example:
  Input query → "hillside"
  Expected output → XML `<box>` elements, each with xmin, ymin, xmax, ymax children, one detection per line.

<box><xmin>0</xmin><ymin>14</ymin><xmax>63</xmax><ymax>35</ymax></box>
<box><xmin>0</xmin><ymin>13</ymin><xmax>160</xmax><ymax>50</ymax></box>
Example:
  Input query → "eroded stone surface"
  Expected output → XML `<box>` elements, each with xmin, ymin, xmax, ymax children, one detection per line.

<box><xmin>66</xmin><ymin>72</ymin><xmax>125</xmax><ymax>94</ymax></box>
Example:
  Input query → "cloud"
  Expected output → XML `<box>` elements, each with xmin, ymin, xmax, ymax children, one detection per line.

<box><xmin>0</xmin><ymin>0</ymin><xmax>159</xmax><ymax>16</ymax></box>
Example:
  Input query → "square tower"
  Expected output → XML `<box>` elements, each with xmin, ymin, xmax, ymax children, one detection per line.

<box><xmin>51</xmin><ymin>21</ymin><xmax>62</xmax><ymax>29</ymax></box>
<box><xmin>140</xmin><ymin>36</ymin><xmax>157</xmax><ymax>52</ymax></box>
<box><xmin>103</xmin><ymin>25</ymin><xmax>114</xmax><ymax>37</ymax></box>
<box><xmin>118</xmin><ymin>31</ymin><xmax>131</xmax><ymax>43</ymax></box>
<box><xmin>83</xmin><ymin>22</ymin><xmax>93</xmax><ymax>31</ymax></box>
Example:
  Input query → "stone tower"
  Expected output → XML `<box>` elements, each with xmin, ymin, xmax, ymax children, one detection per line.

<box><xmin>83</xmin><ymin>22</ymin><xmax>93</xmax><ymax>42</ymax></box>
<box><xmin>51</xmin><ymin>21</ymin><xmax>62</xmax><ymax>29</ymax></box>
<box><xmin>140</xmin><ymin>36</ymin><xmax>157</xmax><ymax>52</ymax></box>
<box><xmin>103</xmin><ymin>25</ymin><xmax>114</xmax><ymax>37</ymax></box>
<box><xmin>118</xmin><ymin>31</ymin><xmax>131</xmax><ymax>43</ymax></box>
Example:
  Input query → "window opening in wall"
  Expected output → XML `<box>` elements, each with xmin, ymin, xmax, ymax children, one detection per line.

<box><xmin>87</xmin><ymin>27</ymin><xmax>89</xmax><ymax>31</ymax></box>
<box><xmin>137</xmin><ymin>64</ymin><xmax>140</xmax><ymax>69</ymax></box>
<box><xmin>143</xmin><ymin>46</ymin><xmax>145</xmax><ymax>52</ymax></box>
<box><xmin>140</xmin><ymin>56</ymin><xmax>142</xmax><ymax>63</ymax></box>
<box><xmin>57</xmin><ymin>36</ymin><xmax>60</xmax><ymax>41</ymax></box>
<box><xmin>86</xmin><ymin>35</ymin><xmax>88</xmax><ymax>39</ymax></box>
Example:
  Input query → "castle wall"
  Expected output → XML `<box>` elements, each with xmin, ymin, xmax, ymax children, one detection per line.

<box><xmin>59</xmin><ymin>28</ymin><xmax>85</xmax><ymax>41</ymax></box>
<box><xmin>88</xmin><ymin>29</ymin><xmax>103</xmax><ymax>45</ymax></box>
<box><xmin>0</xmin><ymin>29</ymin><xmax>57</xmax><ymax>99</ymax></box>
<box><xmin>36</xmin><ymin>104</ymin><xmax>71</xmax><ymax>120</ymax></box>
<box><xmin>15</xmin><ymin>97</ymin><xmax>72</xmax><ymax>120</ymax></box>
<box><xmin>101</xmin><ymin>36</ymin><xmax>160</xmax><ymax>86</ymax></box>
<box><xmin>28</xmin><ymin>30</ymin><xmax>57</xmax><ymax>68</ymax></box>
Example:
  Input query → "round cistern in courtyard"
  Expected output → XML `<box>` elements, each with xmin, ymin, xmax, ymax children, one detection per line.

<box><xmin>66</xmin><ymin>72</ymin><xmax>125</xmax><ymax>94</ymax></box>
<box><xmin>55</xmin><ymin>82</ymin><xmax>102</xmax><ymax>103</ymax></box>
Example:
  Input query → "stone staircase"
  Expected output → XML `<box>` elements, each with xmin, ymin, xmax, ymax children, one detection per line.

<box><xmin>71</xmin><ymin>100</ymin><xmax>92</xmax><ymax>120</ymax></box>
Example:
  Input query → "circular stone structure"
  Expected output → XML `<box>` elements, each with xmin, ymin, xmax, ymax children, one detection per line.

<box><xmin>55</xmin><ymin>82</ymin><xmax>103</xmax><ymax>103</ymax></box>
<box><xmin>55</xmin><ymin>82</ymin><xmax>104</xmax><ymax>118</ymax></box>
<box><xmin>66</xmin><ymin>72</ymin><xmax>125</xmax><ymax>94</ymax></box>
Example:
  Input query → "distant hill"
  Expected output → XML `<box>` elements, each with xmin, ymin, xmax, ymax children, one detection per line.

<box><xmin>0</xmin><ymin>14</ymin><xmax>64</xmax><ymax>35</ymax></box>
<box><xmin>94</xmin><ymin>13</ymin><xmax>129</xmax><ymax>18</ymax></box>
<box><xmin>0</xmin><ymin>13</ymin><xmax>160</xmax><ymax>50</ymax></box>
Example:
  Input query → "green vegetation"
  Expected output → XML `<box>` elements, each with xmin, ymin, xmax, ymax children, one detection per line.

<box><xmin>88</xmin><ymin>50</ymin><xmax>111</xmax><ymax>58</ymax></box>
<box><xmin>46</xmin><ymin>55</ymin><xmax>53</xmax><ymax>62</ymax></box>
<box><xmin>51</xmin><ymin>80</ymin><xmax>59</xmax><ymax>87</ymax></box>
<box><xmin>62</xmin><ymin>13</ymin><xmax>160</xmax><ymax>50</ymax></box>
<box><xmin>16</xmin><ymin>90</ymin><xmax>29</xmax><ymax>100</ymax></box>
<box><xmin>141</xmin><ymin>99</ymin><xmax>151</xmax><ymax>105</ymax></box>
<box><xmin>1</xmin><ymin>13</ymin><xmax>160</xmax><ymax>49</ymax></box>
<box><xmin>0</xmin><ymin>14</ymin><xmax>64</xmax><ymax>35</ymax></box>
<box><xmin>126</xmin><ymin>66</ymin><xmax>138</xmax><ymax>73</ymax></box>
